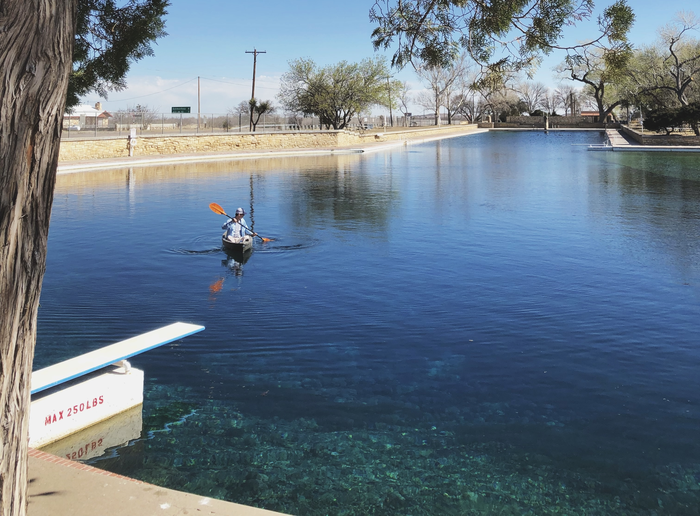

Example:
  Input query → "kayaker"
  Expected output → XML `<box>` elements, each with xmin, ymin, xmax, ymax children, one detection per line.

<box><xmin>222</xmin><ymin>207</ymin><xmax>252</xmax><ymax>242</ymax></box>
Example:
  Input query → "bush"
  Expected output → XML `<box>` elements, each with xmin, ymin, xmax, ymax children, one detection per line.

<box><xmin>644</xmin><ymin>101</ymin><xmax>700</xmax><ymax>134</ymax></box>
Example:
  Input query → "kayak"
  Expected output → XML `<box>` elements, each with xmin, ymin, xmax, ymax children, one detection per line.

<box><xmin>221</xmin><ymin>234</ymin><xmax>253</xmax><ymax>253</ymax></box>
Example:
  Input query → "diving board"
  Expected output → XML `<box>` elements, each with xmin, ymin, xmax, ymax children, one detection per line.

<box><xmin>31</xmin><ymin>322</ymin><xmax>204</xmax><ymax>395</ymax></box>
<box><xmin>29</xmin><ymin>322</ymin><xmax>204</xmax><ymax>449</ymax></box>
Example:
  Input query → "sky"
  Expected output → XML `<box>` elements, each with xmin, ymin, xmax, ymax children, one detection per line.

<box><xmin>81</xmin><ymin>0</ymin><xmax>700</xmax><ymax>116</ymax></box>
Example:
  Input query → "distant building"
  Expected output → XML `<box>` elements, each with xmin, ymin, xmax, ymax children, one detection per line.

<box><xmin>580</xmin><ymin>111</ymin><xmax>613</xmax><ymax>122</ymax></box>
<box><xmin>63</xmin><ymin>102</ymin><xmax>112</xmax><ymax>129</ymax></box>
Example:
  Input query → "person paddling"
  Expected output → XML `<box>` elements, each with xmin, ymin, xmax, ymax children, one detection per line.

<box><xmin>210</xmin><ymin>202</ymin><xmax>273</xmax><ymax>242</ymax></box>
<box><xmin>222</xmin><ymin>207</ymin><xmax>252</xmax><ymax>242</ymax></box>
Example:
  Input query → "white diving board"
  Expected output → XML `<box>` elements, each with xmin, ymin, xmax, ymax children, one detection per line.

<box><xmin>31</xmin><ymin>322</ymin><xmax>205</xmax><ymax>395</ymax></box>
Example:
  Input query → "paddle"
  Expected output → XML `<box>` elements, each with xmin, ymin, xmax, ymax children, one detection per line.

<box><xmin>209</xmin><ymin>202</ymin><xmax>273</xmax><ymax>242</ymax></box>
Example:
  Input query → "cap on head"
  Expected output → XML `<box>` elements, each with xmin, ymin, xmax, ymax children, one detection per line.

<box><xmin>235</xmin><ymin>207</ymin><xmax>245</xmax><ymax>215</ymax></box>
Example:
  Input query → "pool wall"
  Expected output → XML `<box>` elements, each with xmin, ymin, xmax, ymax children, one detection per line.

<box><xmin>58</xmin><ymin>125</ymin><xmax>480</xmax><ymax>162</ymax></box>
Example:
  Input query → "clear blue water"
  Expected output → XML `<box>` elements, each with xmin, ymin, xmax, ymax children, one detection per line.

<box><xmin>37</xmin><ymin>131</ymin><xmax>700</xmax><ymax>515</ymax></box>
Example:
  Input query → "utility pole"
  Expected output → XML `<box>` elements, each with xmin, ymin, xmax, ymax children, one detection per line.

<box><xmin>386</xmin><ymin>77</ymin><xmax>393</xmax><ymax>127</ymax></box>
<box><xmin>245</xmin><ymin>48</ymin><xmax>266</xmax><ymax>131</ymax></box>
<box><xmin>197</xmin><ymin>76</ymin><xmax>201</xmax><ymax>131</ymax></box>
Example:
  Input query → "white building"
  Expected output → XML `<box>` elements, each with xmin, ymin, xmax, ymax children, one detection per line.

<box><xmin>63</xmin><ymin>102</ymin><xmax>112</xmax><ymax>129</ymax></box>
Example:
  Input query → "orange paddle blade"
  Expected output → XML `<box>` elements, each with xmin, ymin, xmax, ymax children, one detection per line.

<box><xmin>209</xmin><ymin>202</ymin><xmax>226</xmax><ymax>215</ymax></box>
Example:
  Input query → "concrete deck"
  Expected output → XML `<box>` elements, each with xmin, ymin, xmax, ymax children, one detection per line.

<box><xmin>28</xmin><ymin>449</ymin><xmax>290</xmax><ymax>516</ymax></box>
<box><xmin>606</xmin><ymin>129</ymin><xmax>631</xmax><ymax>146</ymax></box>
<box><xmin>606</xmin><ymin>128</ymin><xmax>700</xmax><ymax>152</ymax></box>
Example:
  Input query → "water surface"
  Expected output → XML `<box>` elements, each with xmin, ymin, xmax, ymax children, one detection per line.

<box><xmin>38</xmin><ymin>131</ymin><xmax>700</xmax><ymax>515</ymax></box>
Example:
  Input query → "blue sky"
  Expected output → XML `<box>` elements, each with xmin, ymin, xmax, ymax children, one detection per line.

<box><xmin>85</xmin><ymin>0</ymin><xmax>700</xmax><ymax>115</ymax></box>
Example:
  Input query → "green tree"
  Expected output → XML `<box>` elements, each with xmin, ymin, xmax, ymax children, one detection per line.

<box><xmin>1</xmin><ymin>2</ymin><xmax>168</xmax><ymax>514</ymax></box>
<box><xmin>370</xmin><ymin>0</ymin><xmax>634</xmax><ymax>72</ymax></box>
<box><xmin>249</xmin><ymin>98</ymin><xmax>275</xmax><ymax>132</ymax></box>
<box><xmin>68</xmin><ymin>0</ymin><xmax>169</xmax><ymax>108</ymax></box>
<box><xmin>644</xmin><ymin>101</ymin><xmax>700</xmax><ymax>134</ymax></box>
<box><xmin>626</xmin><ymin>13</ymin><xmax>700</xmax><ymax>134</ymax></box>
<box><xmin>278</xmin><ymin>57</ymin><xmax>391</xmax><ymax>130</ymax></box>
<box><xmin>556</xmin><ymin>43</ymin><xmax>632</xmax><ymax>121</ymax></box>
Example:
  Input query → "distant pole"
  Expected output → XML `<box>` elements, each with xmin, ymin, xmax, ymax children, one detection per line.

<box><xmin>245</xmin><ymin>48</ymin><xmax>266</xmax><ymax>131</ymax></box>
<box><xmin>386</xmin><ymin>77</ymin><xmax>393</xmax><ymax>127</ymax></box>
<box><xmin>197</xmin><ymin>76</ymin><xmax>201</xmax><ymax>132</ymax></box>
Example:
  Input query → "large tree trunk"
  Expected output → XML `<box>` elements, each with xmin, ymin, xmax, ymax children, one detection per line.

<box><xmin>0</xmin><ymin>2</ymin><xmax>76</xmax><ymax>515</ymax></box>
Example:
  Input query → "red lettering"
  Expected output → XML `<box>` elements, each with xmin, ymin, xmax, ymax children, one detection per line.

<box><xmin>86</xmin><ymin>399</ymin><xmax>92</xmax><ymax>409</ymax></box>
<box><xmin>79</xmin><ymin>403</ymin><xmax>85</xmax><ymax>412</ymax></box>
<box><xmin>77</xmin><ymin>448</ymin><xmax>83</xmax><ymax>458</ymax></box>
<box><xmin>67</xmin><ymin>408</ymin><xmax>72</xmax><ymax>417</ymax></box>
<box><xmin>98</xmin><ymin>438</ymin><xmax>103</xmax><ymax>446</ymax></box>
<box><xmin>58</xmin><ymin>410</ymin><xmax>64</xmax><ymax>420</ymax></box>
<box><xmin>52</xmin><ymin>414</ymin><xmax>57</xmax><ymax>424</ymax></box>
<box><xmin>45</xmin><ymin>415</ymin><xmax>52</xmax><ymax>426</ymax></box>
<box><xmin>73</xmin><ymin>404</ymin><xmax>78</xmax><ymax>415</ymax></box>
<box><xmin>71</xmin><ymin>452</ymin><xmax>77</xmax><ymax>460</ymax></box>
<box><xmin>93</xmin><ymin>397</ymin><xmax>98</xmax><ymax>407</ymax></box>
<box><xmin>99</xmin><ymin>395</ymin><xmax>104</xmax><ymax>404</ymax></box>
<box><xmin>91</xmin><ymin>441</ymin><xmax>97</xmax><ymax>451</ymax></box>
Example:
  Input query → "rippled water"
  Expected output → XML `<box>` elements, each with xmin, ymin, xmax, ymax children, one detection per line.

<box><xmin>37</xmin><ymin>131</ymin><xmax>700</xmax><ymax>515</ymax></box>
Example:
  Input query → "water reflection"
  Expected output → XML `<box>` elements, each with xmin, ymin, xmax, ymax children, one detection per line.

<box><xmin>586</xmin><ymin>152</ymin><xmax>700</xmax><ymax>283</ymax></box>
<box><xmin>42</xmin><ymin>132</ymin><xmax>700</xmax><ymax>515</ymax></box>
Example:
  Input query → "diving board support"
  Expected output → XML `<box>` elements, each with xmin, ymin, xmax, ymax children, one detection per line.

<box><xmin>29</xmin><ymin>322</ymin><xmax>204</xmax><ymax>449</ymax></box>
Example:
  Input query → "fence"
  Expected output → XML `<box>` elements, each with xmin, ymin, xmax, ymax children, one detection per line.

<box><xmin>60</xmin><ymin>111</ymin><xmax>459</xmax><ymax>139</ymax></box>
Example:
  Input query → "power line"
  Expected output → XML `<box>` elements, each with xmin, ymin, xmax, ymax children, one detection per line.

<box><xmin>108</xmin><ymin>77</ymin><xmax>198</xmax><ymax>102</ymax></box>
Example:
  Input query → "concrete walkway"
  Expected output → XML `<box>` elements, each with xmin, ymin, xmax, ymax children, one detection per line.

<box><xmin>605</xmin><ymin>128</ymin><xmax>700</xmax><ymax>152</ymax></box>
<box><xmin>605</xmin><ymin>129</ymin><xmax>631</xmax><ymax>147</ymax></box>
<box><xmin>28</xmin><ymin>449</ymin><xmax>290</xmax><ymax>516</ymax></box>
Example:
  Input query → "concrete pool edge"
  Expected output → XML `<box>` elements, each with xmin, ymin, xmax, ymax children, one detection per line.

<box><xmin>56</xmin><ymin>127</ymin><xmax>490</xmax><ymax>174</ymax></box>
<box><xmin>28</xmin><ymin>448</ymin><xmax>291</xmax><ymax>516</ymax></box>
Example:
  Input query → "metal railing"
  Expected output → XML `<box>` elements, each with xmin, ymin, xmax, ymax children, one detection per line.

<box><xmin>61</xmin><ymin>112</ymin><xmax>447</xmax><ymax>139</ymax></box>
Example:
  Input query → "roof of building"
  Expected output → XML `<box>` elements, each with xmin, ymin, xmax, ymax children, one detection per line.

<box><xmin>64</xmin><ymin>104</ymin><xmax>112</xmax><ymax>119</ymax></box>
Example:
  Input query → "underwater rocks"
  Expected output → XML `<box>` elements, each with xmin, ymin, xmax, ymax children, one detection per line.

<box><xmin>85</xmin><ymin>385</ymin><xmax>700</xmax><ymax>516</ymax></box>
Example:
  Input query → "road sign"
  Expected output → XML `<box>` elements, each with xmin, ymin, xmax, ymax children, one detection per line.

<box><xmin>171</xmin><ymin>107</ymin><xmax>191</xmax><ymax>113</ymax></box>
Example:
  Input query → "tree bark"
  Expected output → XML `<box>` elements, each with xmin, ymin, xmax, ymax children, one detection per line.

<box><xmin>0</xmin><ymin>2</ymin><xmax>76</xmax><ymax>515</ymax></box>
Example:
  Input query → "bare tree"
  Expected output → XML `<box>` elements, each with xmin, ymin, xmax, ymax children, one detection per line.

<box><xmin>232</xmin><ymin>100</ymin><xmax>251</xmax><ymax>115</ymax></box>
<box><xmin>541</xmin><ymin>89</ymin><xmax>561</xmax><ymax>116</ymax></box>
<box><xmin>658</xmin><ymin>12</ymin><xmax>700</xmax><ymax>107</ymax></box>
<box><xmin>452</xmin><ymin>91</ymin><xmax>483</xmax><ymax>122</ymax></box>
<box><xmin>415</xmin><ymin>54</ymin><xmax>468</xmax><ymax>125</ymax></box>
<box><xmin>554</xmin><ymin>84</ymin><xmax>583</xmax><ymax>116</ymax></box>
<box><xmin>516</xmin><ymin>82</ymin><xmax>548</xmax><ymax>114</ymax></box>
<box><xmin>473</xmin><ymin>70</ymin><xmax>519</xmax><ymax>122</ymax></box>
<box><xmin>395</xmin><ymin>81</ymin><xmax>413</xmax><ymax>126</ymax></box>
<box><xmin>123</xmin><ymin>104</ymin><xmax>160</xmax><ymax>130</ymax></box>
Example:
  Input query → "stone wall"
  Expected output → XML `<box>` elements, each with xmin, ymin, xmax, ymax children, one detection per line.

<box><xmin>505</xmin><ymin>116</ymin><xmax>545</xmax><ymax>126</ymax></box>
<box><xmin>503</xmin><ymin>115</ymin><xmax>610</xmax><ymax>128</ymax></box>
<box><xmin>58</xmin><ymin>125</ymin><xmax>480</xmax><ymax>162</ymax></box>
<box><xmin>620</xmin><ymin>126</ymin><xmax>700</xmax><ymax>146</ymax></box>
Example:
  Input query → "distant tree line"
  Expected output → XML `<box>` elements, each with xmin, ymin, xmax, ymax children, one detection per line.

<box><xmin>258</xmin><ymin>5</ymin><xmax>699</xmax><ymax>135</ymax></box>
